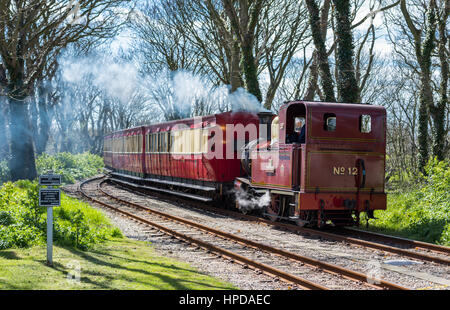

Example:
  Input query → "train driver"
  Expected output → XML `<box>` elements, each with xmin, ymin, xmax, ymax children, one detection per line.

<box><xmin>287</xmin><ymin>117</ymin><xmax>305</xmax><ymax>144</ymax></box>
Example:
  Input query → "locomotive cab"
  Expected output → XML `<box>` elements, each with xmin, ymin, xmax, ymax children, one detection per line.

<box><xmin>236</xmin><ymin>101</ymin><xmax>387</xmax><ymax>228</ymax></box>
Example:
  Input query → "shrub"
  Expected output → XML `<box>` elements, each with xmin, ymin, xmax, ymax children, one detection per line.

<box><xmin>0</xmin><ymin>180</ymin><xmax>121</xmax><ymax>250</ymax></box>
<box><xmin>36</xmin><ymin>152</ymin><xmax>104</xmax><ymax>184</ymax></box>
<box><xmin>368</xmin><ymin>158</ymin><xmax>450</xmax><ymax>245</ymax></box>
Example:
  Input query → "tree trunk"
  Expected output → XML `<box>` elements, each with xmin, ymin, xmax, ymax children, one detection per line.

<box><xmin>417</xmin><ymin>80</ymin><xmax>430</xmax><ymax>171</ymax></box>
<box><xmin>304</xmin><ymin>52</ymin><xmax>319</xmax><ymax>101</ymax></box>
<box><xmin>333</xmin><ymin>0</ymin><xmax>359</xmax><ymax>103</ymax></box>
<box><xmin>29</xmin><ymin>94</ymin><xmax>39</xmax><ymax>152</ymax></box>
<box><xmin>8</xmin><ymin>96</ymin><xmax>37</xmax><ymax>181</ymax></box>
<box><xmin>36</xmin><ymin>83</ymin><xmax>51</xmax><ymax>155</ymax></box>
<box><xmin>230</xmin><ymin>39</ymin><xmax>243</xmax><ymax>93</ymax></box>
<box><xmin>304</xmin><ymin>0</ymin><xmax>330</xmax><ymax>101</ymax></box>
<box><xmin>264</xmin><ymin>84</ymin><xmax>277</xmax><ymax>110</ymax></box>
<box><xmin>305</xmin><ymin>0</ymin><xmax>336</xmax><ymax>102</ymax></box>
<box><xmin>241</xmin><ymin>39</ymin><xmax>262</xmax><ymax>102</ymax></box>
<box><xmin>432</xmin><ymin>6</ymin><xmax>449</xmax><ymax>161</ymax></box>
<box><xmin>0</xmin><ymin>97</ymin><xmax>9</xmax><ymax>160</ymax></box>
<box><xmin>222</xmin><ymin>0</ymin><xmax>263</xmax><ymax>103</ymax></box>
<box><xmin>400</xmin><ymin>0</ymin><xmax>437</xmax><ymax>172</ymax></box>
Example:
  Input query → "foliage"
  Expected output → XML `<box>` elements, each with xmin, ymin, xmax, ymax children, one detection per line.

<box><xmin>367</xmin><ymin>158</ymin><xmax>450</xmax><ymax>245</ymax></box>
<box><xmin>36</xmin><ymin>152</ymin><xmax>104</xmax><ymax>184</ymax></box>
<box><xmin>0</xmin><ymin>180</ymin><xmax>122</xmax><ymax>250</ymax></box>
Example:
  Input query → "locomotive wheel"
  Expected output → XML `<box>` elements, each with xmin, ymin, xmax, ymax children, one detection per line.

<box><xmin>265</xmin><ymin>194</ymin><xmax>281</xmax><ymax>222</ymax></box>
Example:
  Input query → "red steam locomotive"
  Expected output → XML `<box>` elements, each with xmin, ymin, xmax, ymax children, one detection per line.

<box><xmin>103</xmin><ymin>101</ymin><xmax>387</xmax><ymax>227</ymax></box>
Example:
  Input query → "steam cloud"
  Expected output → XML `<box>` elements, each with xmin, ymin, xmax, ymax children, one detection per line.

<box><xmin>234</xmin><ymin>188</ymin><xmax>271</xmax><ymax>212</ymax></box>
<box><xmin>60</xmin><ymin>54</ymin><xmax>268</xmax><ymax>119</ymax></box>
<box><xmin>61</xmin><ymin>57</ymin><xmax>138</xmax><ymax>104</ymax></box>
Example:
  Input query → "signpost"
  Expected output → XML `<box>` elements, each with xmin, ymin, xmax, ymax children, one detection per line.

<box><xmin>39</xmin><ymin>172</ymin><xmax>61</xmax><ymax>267</ymax></box>
<box><xmin>39</xmin><ymin>174</ymin><xmax>62</xmax><ymax>186</ymax></box>
<box><xmin>39</xmin><ymin>188</ymin><xmax>61</xmax><ymax>207</ymax></box>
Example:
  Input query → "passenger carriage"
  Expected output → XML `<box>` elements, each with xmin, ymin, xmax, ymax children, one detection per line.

<box><xmin>104</xmin><ymin>101</ymin><xmax>387</xmax><ymax>227</ymax></box>
<box><xmin>104</xmin><ymin>111</ymin><xmax>260</xmax><ymax>202</ymax></box>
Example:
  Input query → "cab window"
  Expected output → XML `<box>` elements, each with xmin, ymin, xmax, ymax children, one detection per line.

<box><xmin>323</xmin><ymin>113</ymin><xmax>336</xmax><ymax>131</ymax></box>
<box><xmin>360</xmin><ymin>115</ymin><xmax>371</xmax><ymax>133</ymax></box>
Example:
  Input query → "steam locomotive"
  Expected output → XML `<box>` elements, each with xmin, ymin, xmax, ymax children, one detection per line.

<box><xmin>103</xmin><ymin>101</ymin><xmax>386</xmax><ymax>227</ymax></box>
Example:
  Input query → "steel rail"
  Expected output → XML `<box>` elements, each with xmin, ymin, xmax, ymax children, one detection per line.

<box><xmin>219</xmin><ymin>209</ymin><xmax>450</xmax><ymax>266</ymax></box>
<box><xmin>108</xmin><ymin>177</ymin><xmax>450</xmax><ymax>266</ymax></box>
<box><xmin>98</xmin><ymin>178</ymin><xmax>408</xmax><ymax>290</ymax></box>
<box><xmin>339</xmin><ymin>227</ymin><xmax>450</xmax><ymax>255</ymax></box>
<box><xmin>78</xmin><ymin>177</ymin><xmax>328</xmax><ymax>290</ymax></box>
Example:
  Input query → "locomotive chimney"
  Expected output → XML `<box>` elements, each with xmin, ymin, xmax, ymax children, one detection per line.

<box><xmin>257</xmin><ymin>111</ymin><xmax>274</xmax><ymax>142</ymax></box>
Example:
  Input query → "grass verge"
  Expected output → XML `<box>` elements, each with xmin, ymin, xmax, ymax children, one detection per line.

<box><xmin>0</xmin><ymin>237</ymin><xmax>236</xmax><ymax>290</ymax></box>
<box><xmin>362</xmin><ymin>159</ymin><xmax>449</xmax><ymax>246</ymax></box>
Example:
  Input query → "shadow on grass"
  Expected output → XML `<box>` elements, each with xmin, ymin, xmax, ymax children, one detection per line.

<box><xmin>0</xmin><ymin>250</ymin><xmax>19</xmax><ymax>260</ymax></box>
<box><xmin>48</xmin><ymin>243</ymin><xmax>233</xmax><ymax>290</ymax></box>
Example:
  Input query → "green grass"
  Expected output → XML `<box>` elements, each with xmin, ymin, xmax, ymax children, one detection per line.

<box><xmin>363</xmin><ymin>159</ymin><xmax>449</xmax><ymax>246</ymax></box>
<box><xmin>0</xmin><ymin>180</ymin><xmax>121</xmax><ymax>250</ymax></box>
<box><xmin>365</xmin><ymin>193</ymin><xmax>449</xmax><ymax>246</ymax></box>
<box><xmin>0</xmin><ymin>179</ymin><xmax>236</xmax><ymax>290</ymax></box>
<box><xmin>0</xmin><ymin>237</ymin><xmax>237</xmax><ymax>290</ymax></box>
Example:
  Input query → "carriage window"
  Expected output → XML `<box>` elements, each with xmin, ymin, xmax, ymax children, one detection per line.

<box><xmin>161</xmin><ymin>132</ymin><xmax>167</xmax><ymax>152</ymax></box>
<box><xmin>151</xmin><ymin>134</ymin><xmax>155</xmax><ymax>152</ymax></box>
<box><xmin>360</xmin><ymin>115</ymin><xmax>371</xmax><ymax>133</ymax></box>
<box><xmin>323</xmin><ymin>113</ymin><xmax>336</xmax><ymax>131</ymax></box>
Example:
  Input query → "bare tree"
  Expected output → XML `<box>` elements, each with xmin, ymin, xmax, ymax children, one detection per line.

<box><xmin>400</xmin><ymin>0</ymin><xmax>437</xmax><ymax>171</ymax></box>
<box><xmin>130</xmin><ymin>1</ymin><xmax>202</xmax><ymax>74</ymax></box>
<box><xmin>221</xmin><ymin>0</ymin><xmax>265</xmax><ymax>102</ymax></box>
<box><xmin>0</xmin><ymin>0</ymin><xmax>127</xmax><ymax>180</ymax></box>
<box><xmin>433</xmin><ymin>0</ymin><xmax>449</xmax><ymax>160</ymax></box>
<box><xmin>260</xmin><ymin>0</ymin><xmax>310</xmax><ymax>109</ymax></box>
<box><xmin>332</xmin><ymin>0</ymin><xmax>360</xmax><ymax>102</ymax></box>
<box><xmin>173</xmin><ymin>0</ymin><xmax>244</xmax><ymax>90</ymax></box>
<box><xmin>304</xmin><ymin>0</ymin><xmax>400</xmax><ymax>103</ymax></box>
<box><xmin>386</xmin><ymin>0</ymin><xmax>449</xmax><ymax>170</ymax></box>
<box><xmin>305</xmin><ymin>0</ymin><xmax>336</xmax><ymax>101</ymax></box>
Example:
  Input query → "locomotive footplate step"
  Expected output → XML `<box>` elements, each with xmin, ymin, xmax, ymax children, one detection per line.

<box><xmin>110</xmin><ymin>172</ymin><xmax>216</xmax><ymax>192</ymax></box>
<box><xmin>109</xmin><ymin>177</ymin><xmax>213</xmax><ymax>202</ymax></box>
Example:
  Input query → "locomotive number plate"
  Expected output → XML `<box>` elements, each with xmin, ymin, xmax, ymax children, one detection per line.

<box><xmin>333</xmin><ymin>166</ymin><xmax>358</xmax><ymax>176</ymax></box>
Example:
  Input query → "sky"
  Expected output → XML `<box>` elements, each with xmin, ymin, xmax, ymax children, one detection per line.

<box><xmin>354</xmin><ymin>1</ymin><xmax>393</xmax><ymax>56</ymax></box>
<box><xmin>109</xmin><ymin>1</ymin><xmax>395</xmax><ymax>58</ymax></box>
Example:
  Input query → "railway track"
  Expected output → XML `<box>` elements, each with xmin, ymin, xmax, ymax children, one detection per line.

<box><xmin>78</xmin><ymin>176</ymin><xmax>408</xmax><ymax>290</ymax></box>
<box><xmin>337</xmin><ymin>227</ymin><xmax>450</xmax><ymax>255</ymax></box>
<box><xmin>108</xmin><ymin>175</ymin><xmax>450</xmax><ymax>267</ymax></box>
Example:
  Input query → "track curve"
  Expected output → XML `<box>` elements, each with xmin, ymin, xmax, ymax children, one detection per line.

<box><xmin>78</xmin><ymin>176</ymin><xmax>409</xmax><ymax>290</ymax></box>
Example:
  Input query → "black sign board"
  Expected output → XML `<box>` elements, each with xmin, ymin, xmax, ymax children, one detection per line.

<box><xmin>39</xmin><ymin>175</ymin><xmax>62</xmax><ymax>186</ymax></box>
<box><xmin>39</xmin><ymin>189</ymin><xmax>61</xmax><ymax>207</ymax></box>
